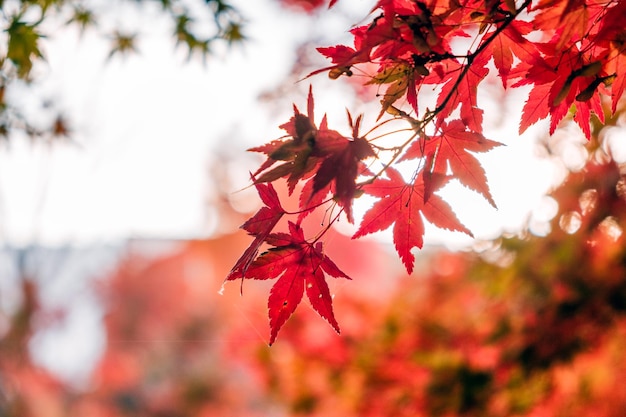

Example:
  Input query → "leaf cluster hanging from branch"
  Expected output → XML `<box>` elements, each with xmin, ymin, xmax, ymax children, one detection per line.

<box><xmin>227</xmin><ymin>0</ymin><xmax>626</xmax><ymax>344</ymax></box>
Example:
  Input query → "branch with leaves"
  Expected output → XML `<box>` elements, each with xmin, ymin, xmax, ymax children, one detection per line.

<box><xmin>229</xmin><ymin>0</ymin><xmax>626</xmax><ymax>344</ymax></box>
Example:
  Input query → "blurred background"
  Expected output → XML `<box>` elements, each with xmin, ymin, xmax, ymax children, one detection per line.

<box><xmin>2</xmin><ymin>0</ymin><xmax>626</xmax><ymax>416</ymax></box>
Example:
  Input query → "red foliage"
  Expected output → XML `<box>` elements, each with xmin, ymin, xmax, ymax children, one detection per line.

<box><xmin>228</xmin><ymin>221</ymin><xmax>351</xmax><ymax>345</ymax></box>
<box><xmin>227</xmin><ymin>181</ymin><xmax>285</xmax><ymax>283</ymax></box>
<box><xmin>278</xmin><ymin>0</ymin><xmax>327</xmax><ymax>13</ymax></box>
<box><xmin>401</xmin><ymin>120</ymin><xmax>502</xmax><ymax>207</ymax></box>
<box><xmin>231</xmin><ymin>0</ymin><xmax>626</xmax><ymax>343</ymax></box>
<box><xmin>353</xmin><ymin>166</ymin><xmax>471</xmax><ymax>273</ymax></box>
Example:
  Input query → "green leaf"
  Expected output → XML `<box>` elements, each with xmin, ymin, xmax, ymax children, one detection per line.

<box><xmin>67</xmin><ymin>7</ymin><xmax>96</xmax><ymax>32</ymax></box>
<box><xmin>108</xmin><ymin>31</ymin><xmax>138</xmax><ymax>58</ymax></box>
<box><xmin>6</xmin><ymin>17</ymin><xmax>44</xmax><ymax>79</ymax></box>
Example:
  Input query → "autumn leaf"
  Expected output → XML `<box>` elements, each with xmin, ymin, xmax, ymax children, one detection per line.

<box><xmin>401</xmin><ymin>120</ymin><xmax>502</xmax><ymax>207</ymax></box>
<box><xmin>226</xmin><ymin>180</ymin><xmax>285</xmax><ymax>283</ymax></box>
<box><xmin>252</xmin><ymin>89</ymin><xmax>374</xmax><ymax>220</ymax></box>
<box><xmin>310</xmin><ymin>14</ymin><xmax>398</xmax><ymax>79</ymax></box>
<box><xmin>312</xmin><ymin>118</ymin><xmax>375</xmax><ymax>222</ymax></box>
<box><xmin>514</xmin><ymin>48</ymin><xmax>605</xmax><ymax>138</ymax></box>
<box><xmin>517</xmin><ymin>81</ymin><xmax>551</xmax><ymax>135</ymax></box>
<box><xmin>432</xmin><ymin>55</ymin><xmax>489</xmax><ymax>133</ymax></box>
<box><xmin>596</xmin><ymin>2</ymin><xmax>626</xmax><ymax>113</ymax></box>
<box><xmin>239</xmin><ymin>222</ymin><xmax>351</xmax><ymax>345</ymax></box>
<box><xmin>478</xmin><ymin>20</ymin><xmax>541</xmax><ymax>88</ymax></box>
<box><xmin>354</xmin><ymin>167</ymin><xmax>472</xmax><ymax>274</ymax></box>
<box><xmin>250</xmin><ymin>86</ymin><xmax>319</xmax><ymax>193</ymax></box>
<box><xmin>310</xmin><ymin>43</ymin><xmax>369</xmax><ymax>78</ymax></box>
<box><xmin>532</xmin><ymin>0</ymin><xmax>605</xmax><ymax>50</ymax></box>
<box><xmin>367</xmin><ymin>62</ymin><xmax>421</xmax><ymax>117</ymax></box>
<box><xmin>607</xmin><ymin>52</ymin><xmax>626</xmax><ymax>114</ymax></box>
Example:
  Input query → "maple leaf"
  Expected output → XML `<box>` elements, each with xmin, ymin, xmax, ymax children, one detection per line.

<box><xmin>596</xmin><ymin>2</ymin><xmax>626</xmax><ymax>113</ymax></box>
<box><xmin>368</xmin><ymin>62</ymin><xmax>421</xmax><ymax>117</ymax></box>
<box><xmin>432</xmin><ymin>54</ymin><xmax>489</xmax><ymax>133</ymax></box>
<box><xmin>252</xmin><ymin>89</ymin><xmax>375</xmax><ymax>220</ymax></box>
<box><xmin>354</xmin><ymin>167</ymin><xmax>472</xmax><ymax>274</ymax></box>
<box><xmin>312</xmin><ymin>112</ymin><xmax>375</xmax><ymax>222</ymax></box>
<box><xmin>316</xmin><ymin>45</ymin><xmax>359</xmax><ymax>66</ymax></box>
<box><xmin>517</xmin><ymin>81</ymin><xmax>551</xmax><ymax>135</ymax></box>
<box><xmin>249</xmin><ymin>86</ymin><xmax>320</xmax><ymax>194</ymax></box>
<box><xmin>226</xmin><ymin>180</ymin><xmax>285</xmax><ymax>283</ymax></box>
<box><xmin>310</xmin><ymin>14</ymin><xmax>400</xmax><ymax>79</ymax></box>
<box><xmin>607</xmin><ymin>51</ymin><xmax>626</xmax><ymax>114</ymax></box>
<box><xmin>401</xmin><ymin>120</ymin><xmax>502</xmax><ymax>207</ymax></box>
<box><xmin>514</xmin><ymin>47</ymin><xmax>605</xmax><ymax>138</ymax></box>
<box><xmin>311</xmin><ymin>30</ymin><xmax>376</xmax><ymax>79</ymax></box>
<box><xmin>532</xmin><ymin>0</ymin><xmax>606</xmax><ymax>50</ymax></box>
<box><xmin>478</xmin><ymin>20</ymin><xmax>541</xmax><ymax>88</ymax></box>
<box><xmin>237</xmin><ymin>222</ymin><xmax>351</xmax><ymax>345</ymax></box>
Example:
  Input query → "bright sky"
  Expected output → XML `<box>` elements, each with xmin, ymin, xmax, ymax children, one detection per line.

<box><xmin>0</xmin><ymin>0</ymin><xmax>561</xmax><ymax>249</ymax></box>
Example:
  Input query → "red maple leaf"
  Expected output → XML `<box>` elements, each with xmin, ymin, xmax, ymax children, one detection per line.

<box><xmin>514</xmin><ymin>46</ymin><xmax>604</xmax><ymax>138</ymax></box>
<box><xmin>401</xmin><ymin>120</ymin><xmax>502</xmax><ymax>207</ymax></box>
<box><xmin>226</xmin><ymin>180</ymin><xmax>285</xmax><ymax>283</ymax></box>
<box><xmin>431</xmin><ymin>54</ymin><xmax>489</xmax><ymax>133</ymax></box>
<box><xmin>478</xmin><ymin>20</ymin><xmax>541</xmax><ymax>88</ymax></box>
<box><xmin>532</xmin><ymin>0</ymin><xmax>605</xmax><ymax>50</ymax></box>
<box><xmin>236</xmin><ymin>221</ymin><xmax>351</xmax><ymax>345</ymax></box>
<box><xmin>596</xmin><ymin>1</ymin><xmax>626</xmax><ymax>113</ymax></box>
<box><xmin>249</xmin><ymin>86</ymin><xmax>319</xmax><ymax>193</ymax></box>
<box><xmin>607</xmin><ymin>51</ymin><xmax>626</xmax><ymax>114</ymax></box>
<box><xmin>310</xmin><ymin>13</ymin><xmax>406</xmax><ymax>79</ymax></box>
<box><xmin>310</xmin><ymin>23</ymin><xmax>383</xmax><ymax>79</ymax></box>
<box><xmin>252</xmin><ymin>89</ymin><xmax>375</xmax><ymax>221</ymax></box>
<box><xmin>311</xmin><ymin>112</ymin><xmax>375</xmax><ymax>222</ymax></box>
<box><xmin>353</xmin><ymin>167</ymin><xmax>472</xmax><ymax>274</ymax></box>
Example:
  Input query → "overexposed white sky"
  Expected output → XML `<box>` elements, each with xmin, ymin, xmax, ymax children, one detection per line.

<box><xmin>0</xmin><ymin>0</ymin><xmax>561</xmax><ymax>248</ymax></box>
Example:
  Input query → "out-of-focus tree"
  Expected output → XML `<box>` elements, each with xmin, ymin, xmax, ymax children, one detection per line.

<box><xmin>0</xmin><ymin>172</ymin><xmax>389</xmax><ymax>415</ymax></box>
<box><xmin>67</xmin><ymin>236</ymin><xmax>272</xmax><ymax>417</ymax></box>
<box><xmin>0</xmin><ymin>0</ymin><xmax>245</xmax><ymax>142</ymax></box>
<box><xmin>0</xmin><ymin>231</ymin><xmax>269</xmax><ymax>416</ymax></box>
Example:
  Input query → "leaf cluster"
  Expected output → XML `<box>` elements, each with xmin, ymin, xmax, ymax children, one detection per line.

<box><xmin>229</xmin><ymin>0</ymin><xmax>626</xmax><ymax>343</ymax></box>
